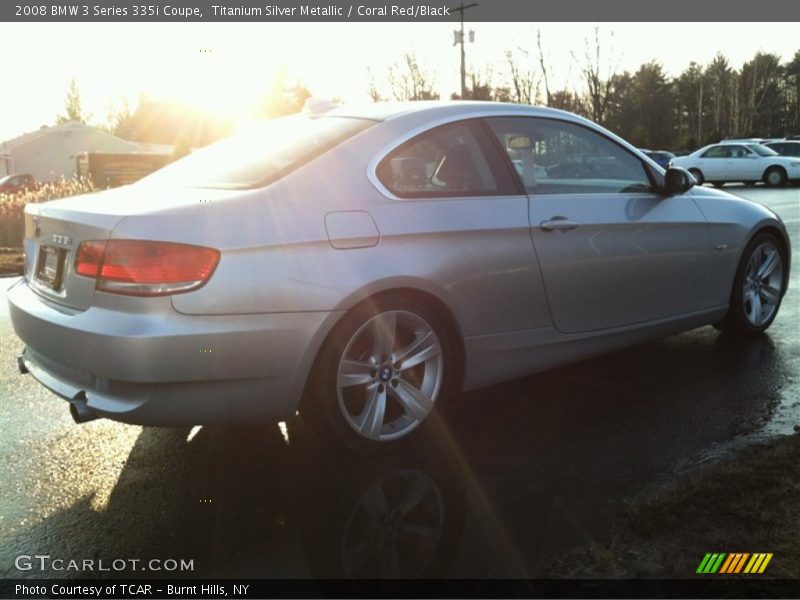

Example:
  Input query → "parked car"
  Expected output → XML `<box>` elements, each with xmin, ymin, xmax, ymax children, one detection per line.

<box><xmin>765</xmin><ymin>140</ymin><xmax>800</xmax><ymax>157</ymax></box>
<box><xmin>0</xmin><ymin>173</ymin><xmax>35</xmax><ymax>194</ymax></box>
<box><xmin>8</xmin><ymin>102</ymin><xmax>791</xmax><ymax>450</ymax></box>
<box><xmin>639</xmin><ymin>149</ymin><xmax>676</xmax><ymax>170</ymax></box>
<box><xmin>671</xmin><ymin>142</ymin><xmax>800</xmax><ymax>187</ymax></box>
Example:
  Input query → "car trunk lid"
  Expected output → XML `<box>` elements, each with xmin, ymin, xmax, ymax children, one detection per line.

<box><xmin>22</xmin><ymin>185</ymin><xmax>238</xmax><ymax>310</ymax></box>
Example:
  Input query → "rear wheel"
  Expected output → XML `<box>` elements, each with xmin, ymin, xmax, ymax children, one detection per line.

<box><xmin>688</xmin><ymin>168</ymin><xmax>704</xmax><ymax>186</ymax></box>
<box><xmin>763</xmin><ymin>167</ymin><xmax>787</xmax><ymax>188</ymax></box>
<box><xmin>718</xmin><ymin>232</ymin><xmax>786</xmax><ymax>335</ymax></box>
<box><xmin>303</xmin><ymin>296</ymin><xmax>457</xmax><ymax>451</ymax></box>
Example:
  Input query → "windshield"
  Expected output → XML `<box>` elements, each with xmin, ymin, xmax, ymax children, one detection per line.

<box><xmin>747</xmin><ymin>144</ymin><xmax>779</xmax><ymax>157</ymax></box>
<box><xmin>141</xmin><ymin>115</ymin><xmax>375</xmax><ymax>189</ymax></box>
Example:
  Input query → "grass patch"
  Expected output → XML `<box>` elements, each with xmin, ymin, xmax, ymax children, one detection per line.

<box><xmin>550</xmin><ymin>435</ymin><xmax>800</xmax><ymax>578</ymax></box>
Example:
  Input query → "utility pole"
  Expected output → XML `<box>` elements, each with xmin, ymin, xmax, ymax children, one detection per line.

<box><xmin>451</xmin><ymin>2</ymin><xmax>478</xmax><ymax>99</ymax></box>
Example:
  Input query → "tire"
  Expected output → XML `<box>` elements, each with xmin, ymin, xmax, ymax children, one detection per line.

<box><xmin>763</xmin><ymin>166</ymin><xmax>787</xmax><ymax>188</ymax></box>
<box><xmin>718</xmin><ymin>232</ymin><xmax>786</xmax><ymax>335</ymax></box>
<box><xmin>302</xmin><ymin>294</ymin><xmax>458</xmax><ymax>451</ymax></box>
<box><xmin>688</xmin><ymin>168</ymin><xmax>704</xmax><ymax>186</ymax></box>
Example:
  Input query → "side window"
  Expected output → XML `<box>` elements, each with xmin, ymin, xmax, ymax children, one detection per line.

<box><xmin>701</xmin><ymin>146</ymin><xmax>727</xmax><ymax>158</ymax></box>
<box><xmin>727</xmin><ymin>145</ymin><xmax>748</xmax><ymax>158</ymax></box>
<box><xmin>376</xmin><ymin>121</ymin><xmax>514</xmax><ymax>198</ymax></box>
<box><xmin>485</xmin><ymin>116</ymin><xmax>653</xmax><ymax>195</ymax></box>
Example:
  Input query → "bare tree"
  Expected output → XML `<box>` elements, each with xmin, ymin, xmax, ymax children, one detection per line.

<box><xmin>536</xmin><ymin>30</ymin><xmax>552</xmax><ymax>106</ymax></box>
<box><xmin>505</xmin><ymin>48</ymin><xmax>536</xmax><ymax>105</ymax></box>
<box><xmin>572</xmin><ymin>27</ymin><xmax>620</xmax><ymax>125</ymax></box>
<box><xmin>366</xmin><ymin>68</ymin><xmax>384</xmax><ymax>102</ymax></box>
<box><xmin>388</xmin><ymin>52</ymin><xmax>440</xmax><ymax>101</ymax></box>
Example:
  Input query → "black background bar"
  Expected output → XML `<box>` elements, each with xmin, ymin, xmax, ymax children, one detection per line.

<box><xmin>3</xmin><ymin>0</ymin><xmax>800</xmax><ymax>22</ymax></box>
<box><xmin>3</xmin><ymin>578</ymin><xmax>800</xmax><ymax>599</ymax></box>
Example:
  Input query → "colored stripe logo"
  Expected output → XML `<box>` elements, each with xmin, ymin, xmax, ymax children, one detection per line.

<box><xmin>696</xmin><ymin>552</ymin><xmax>772</xmax><ymax>574</ymax></box>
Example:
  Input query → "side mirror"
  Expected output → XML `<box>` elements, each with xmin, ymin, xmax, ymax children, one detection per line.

<box><xmin>663</xmin><ymin>166</ymin><xmax>695</xmax><ymax>195</ymax></box>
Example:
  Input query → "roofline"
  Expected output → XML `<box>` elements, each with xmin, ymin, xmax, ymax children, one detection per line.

<box><xmin>325</xmin><ymin>100</ymin><xmax>587</xmax><ymax>124</ymax></box>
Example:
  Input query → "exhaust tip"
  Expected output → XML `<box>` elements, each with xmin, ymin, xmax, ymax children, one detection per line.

<box><xmin>70</xmin><ymin>394</ymin><xmax>99</xmax><ymax>424</ymax></box>
<box><xmin>17</xmin><ymin>355</ymin><xmax>28</xmax><ymax>375</ymax></box>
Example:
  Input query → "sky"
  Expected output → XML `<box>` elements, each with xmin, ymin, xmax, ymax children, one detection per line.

<box><xmin>1</xmin><ymin>22</ymin><xmax>799</xmax><ymax>141</ymax></box>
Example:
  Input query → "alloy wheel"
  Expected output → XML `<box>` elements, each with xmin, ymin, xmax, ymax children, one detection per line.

<box><xmin>336</xmin><ymin>310</ymin><xmax>444</xmax><ymax>441</ymax></box>
<box><xmin>742</xmin><ymin>242</ymin><xmax>783</xmax><ymax>327</ymax></box>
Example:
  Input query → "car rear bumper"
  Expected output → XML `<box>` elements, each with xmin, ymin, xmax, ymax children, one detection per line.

<box><xmin>8</xmin><ymin>278</ymin><xmax>335</xmax><ymax>425</ymax></box>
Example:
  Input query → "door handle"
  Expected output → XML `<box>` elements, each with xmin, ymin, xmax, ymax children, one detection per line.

<box><xmin>540</xmin><ymin>217</ymin><xmax>579</xmax><ymax>232</ymax></box>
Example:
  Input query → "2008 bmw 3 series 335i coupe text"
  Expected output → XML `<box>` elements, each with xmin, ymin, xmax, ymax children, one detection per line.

<box><xmin>8</xmin><ymin>101</ymin><xmax>791</xmax><ymax>450</ymax></box>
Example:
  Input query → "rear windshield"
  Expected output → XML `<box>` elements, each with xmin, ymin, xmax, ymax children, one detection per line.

<box><xmin>747</xmin><ymin>144</ymin><xmax>778</xmax><ymax>157</ymax></box>
<box><xmin>141</xmin><ymin>115</ymin><xmax>375</xmax><ymax>189</ymax></box>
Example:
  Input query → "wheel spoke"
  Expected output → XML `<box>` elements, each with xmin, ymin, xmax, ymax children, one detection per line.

<box><xmin>395</xmin><ymin>331</ymin><xmax>440</xmax><ymax>371</ymax></box>
<box><xmin>342</xmin><ymin>538</ymin><xmax>374</xmax><ymax>575</ymax></box>
<box><xmin>746</xmin><ymin>252</ymin><xmax>760</xmax><ymax>278</ymax></box>
<box><xmin>397</xmin><ymin>477</ymin><xmax>433</xmax><ymax>516</ymax></box>
<box><xmin>380</xmin><ymin>541</ymin><xmax>402</xmax><ymax>578</ymax></box>
<box><xmin>362</xmin><ymin>481</ymin><xmax>391</xmax><ymax>517</ymax></box>
<box><xmin>749</xmin><ymin>292</ymin><xmax>763</xmax><ymax>323</ymax></box>
<box><xmin>391</xmin><ymin>379</ymin><xmax>434</xmax><ymax>422</ymax></box>
<box><xmin>398</xmin><ymin>522</ymin><xmax>441</xmax><ymax>541</ymax></box>
<box><xmin>756</xmin><ymin>249</ymin><xmax>779</xmax><ymax>280</ymax></box>
<box><xmin>339</xmin><ymin>359</ymin><xmax>374</xmax><ymax>388</ymax></box>
<box><xmin>370</xmin><ymin>312</ymin><xmax>397</xmax><ymax>359</ymax></box>
<box><xmin>760</xmin><ymin>284</ymin><xmax>781</xmax><ymax>305</ymax></box>
<box><xmin>355</xmin><ymin>384</ymin><xmax>387</xmax><ymax>439</ymax></box>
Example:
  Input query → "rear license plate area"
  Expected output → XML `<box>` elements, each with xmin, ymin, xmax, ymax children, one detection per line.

<box><xmin>35</xmin><ymin>246</ymin><xmax>67</xmax><ymax>291</ymax></box>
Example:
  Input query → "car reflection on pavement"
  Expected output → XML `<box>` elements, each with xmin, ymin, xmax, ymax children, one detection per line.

<box><xmin>3</xmin><ymin>325</ymin><xmax>793</xmax><ymax>580</ymax></box>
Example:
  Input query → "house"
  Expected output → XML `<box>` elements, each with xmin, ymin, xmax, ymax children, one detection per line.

<box><xmin>0</xmin><ymin>121</ymin><xmax>172</xmax><ymax>182</ymax></box>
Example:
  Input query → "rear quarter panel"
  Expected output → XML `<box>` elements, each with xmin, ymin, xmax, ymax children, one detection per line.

<box><xmin>109</xmin><ymin>123</ymin><xmax>551</xmax><ymax>339</ymax></box>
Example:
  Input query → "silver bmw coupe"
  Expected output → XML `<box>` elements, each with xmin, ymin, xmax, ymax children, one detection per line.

<box><xmin>8</xmin><ymin>102</ymin><xmax>791</xmax><ymax>449</ymax></box>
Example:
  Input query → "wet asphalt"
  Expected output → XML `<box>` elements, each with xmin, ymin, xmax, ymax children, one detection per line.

<box><xmin>0</xmin><ymin>186</ymin><xmax>798</xmax><ymax>579</ymax></box>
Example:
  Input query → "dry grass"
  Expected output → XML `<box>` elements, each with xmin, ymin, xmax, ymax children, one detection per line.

<box><xmin>0</xmin><ymin>252</ymin><xmax>24</xmax><ymax>276</ymax></box>
<box><xmin>550</xmin><ymin>435</ymin><xmax>800</xmax><ymax>578</ymax></box>
<box><xmin>0</xmin><ymin>177</ymin><xmax>96</xmax><ymax>248</ymax></box>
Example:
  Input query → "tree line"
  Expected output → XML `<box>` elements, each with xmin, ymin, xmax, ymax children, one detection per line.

<box><xmin>54</xmin><ymin>34</ymin><xmax>800</xmax><ymax>153</ymax></box>
<box><xmin>371</xmin><ymin>31</ymin><xmax>800</xmax><ymax>151</ymax></box>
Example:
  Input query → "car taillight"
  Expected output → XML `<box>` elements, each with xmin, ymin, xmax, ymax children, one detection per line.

<box><xmin>75</xmin><ymin>241</ymin><xmax>105</xmax><ymax>277</ymax></box>
<box><xmin>75</xmin><ymin>240</ymin><xmax>220</xmax><ymax>296</ymax></box>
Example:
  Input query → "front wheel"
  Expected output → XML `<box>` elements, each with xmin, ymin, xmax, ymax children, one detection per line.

<box><xmin>688</xmin><ymin>168</ymin><xmax>704</xmax><ymax>186</ymax></box>
<box><xmin>718</xmin><ymin>232</ymin><xmax>786</xmax><ymax>335</ymax></box>
<box><xmin>303</xmin><ymin>296</ymin><xmax>456</xmax><ymax>451</ymax></box>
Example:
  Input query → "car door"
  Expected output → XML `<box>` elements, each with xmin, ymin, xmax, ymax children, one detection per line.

<box><xmin>374</xmin><ymin>119</ymin><xmax>551</xmax><ymax>336</ymax></box>
<box><xmin>696</xmin><ymin>145</ymin><xmax>728</xmax><ymax>180</ymax></box>
<box><xmin>724</xmin><ymin>145</ymin><xmax>760</xmax><ymax>180</ymax></box>
<box><xmin>485</xmin><ymin>116</ymin><xmax>710</xmax><ymax>334</ymax></box>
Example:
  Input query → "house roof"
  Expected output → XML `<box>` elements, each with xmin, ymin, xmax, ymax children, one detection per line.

<box><xmin>1</xmin><ymin>121</ymin><xmax>171</xmax><ymax>154</ymax></box>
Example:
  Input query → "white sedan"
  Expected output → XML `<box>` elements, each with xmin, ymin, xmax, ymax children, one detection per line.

<box><xmin>671</xmin><ymin>142</ymin><xmax>800</xmax><ymax>187</ymax></box>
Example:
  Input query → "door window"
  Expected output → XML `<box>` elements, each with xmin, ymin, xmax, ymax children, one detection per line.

<box><xmin>376</xmin><ymin>121</ymin><xmax>516</xmax><ymax>198</ymax></box>
<box><xmin>701</xmin><ymin>145</ymin><xmax>728</xmax><ymax>158</ymax></box>
<box><xmin>485</xmin><ymin>117</ymin><xmax>653</xmax><ymax>195</ymax></box>
<box><xmin>726</xmin><ymin>145</ymin><xmax>750</xmax><ymax>158</ymax></box>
